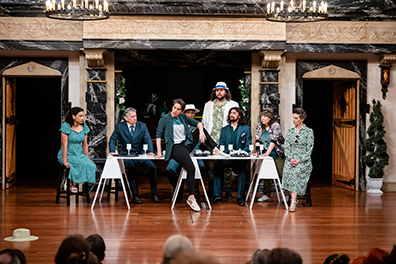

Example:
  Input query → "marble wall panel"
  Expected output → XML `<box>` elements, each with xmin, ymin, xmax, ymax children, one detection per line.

<box><xmin>286</xmin><ymin>43</ymin><xmax>396</xmax><ymax>54</ymax></box>
<box><xmin>85</xmin><ymin>69</ymin><xmax>107</xmax><ymax>159</ymax></box>
<box><xmin>260</xmin><ymin>70</ymin><xmax>280</xmax><ymax>120</ymax></box>
<box><xmin>0</xmin><ymin>40</ymin><xmax>83</xmax><ymax>51</ymax></box>
<box><xmin>296</xmin><ymin>60</ymin><xmax>367</xmax><ymax>191</ymax></box>
<box><xmin>0</xmin><ymin>58</ymin><xmax>69</xmax><ymax>189</ymax></box>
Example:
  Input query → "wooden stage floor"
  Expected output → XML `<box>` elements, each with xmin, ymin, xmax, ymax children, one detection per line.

<box><xmin>1</xmin><ymin>176</ymin><xmax>395</xmax><ymax>264</ymax></box>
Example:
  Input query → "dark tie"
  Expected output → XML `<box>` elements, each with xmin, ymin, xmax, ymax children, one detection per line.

<box><xmin>130</xmin><ymin>125</ymin><xmax>135</xmax><ymax>137</ymax></box>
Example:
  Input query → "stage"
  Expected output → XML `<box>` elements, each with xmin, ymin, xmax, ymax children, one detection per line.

<box><xmin>1</xmin><ymin>176</ymin><xmax>395</xmax><ymax>264</ymax></box>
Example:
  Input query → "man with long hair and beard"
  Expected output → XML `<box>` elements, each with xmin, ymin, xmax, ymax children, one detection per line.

<box><xmin>211</xmin><ymin>107</ymin><xmax>251</xmax><ymax>206</ymax></box>
<box><xmin>202</xmin><ymin>82</ymin><xmax>239</xmax><ymax>198</ymax></box>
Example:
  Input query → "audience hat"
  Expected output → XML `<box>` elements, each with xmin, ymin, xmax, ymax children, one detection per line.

<box><xmin>184</xmin><ymin>104</ymin><xmax>199</xmax><ymax>113</ymax></box>
<box><xmin>4</xmin><ymin>228</ymin><xmax>39</xmax><ymax>242</ymax></box>
<box><xmin>352</xmin><ymin>248</ymin><xmax>388</xmax><ymax>264</ymax></box>
<box><xmin>213</xmin><ymin>81</ymin><xmax>229</xmax><ymax>90</ymax></box>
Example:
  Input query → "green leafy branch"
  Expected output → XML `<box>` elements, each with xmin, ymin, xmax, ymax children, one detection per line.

<box><xmin>116</xmin><ymin>76</ymin><xmax>127</xmax><ymax>117</ymax></box>
<box><xmin>238</xmin><ymin>78</ymin><xmax>250</xmax><ymax>114</ymax></box>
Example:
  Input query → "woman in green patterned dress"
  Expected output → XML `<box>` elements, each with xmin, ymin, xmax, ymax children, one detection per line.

<box><xmin>57</xmin><ymin>107</ymin><xmax>96</xmax><ymax>193</ymax></box>
<box><xmin>282</xmin><ymin>108</ymin><xmax>314</xmax><ymax>212</ymax></box>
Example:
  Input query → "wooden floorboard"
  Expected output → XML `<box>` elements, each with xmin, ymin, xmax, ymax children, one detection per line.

<box><xmin>1</xmin><ymin>176</ymin><xmax>395</xmax><ymax>264</ymax></box>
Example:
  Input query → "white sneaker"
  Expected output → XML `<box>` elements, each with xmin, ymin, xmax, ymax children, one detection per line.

<box><xmin>258</xmin><ymin>195</ymin><xmax>269</xmax><ymax>202</ymax></box>
<box><xmin>187</xmin><ymin>198</ymin><xmax>201</xmax><ymax>212</ymax></box>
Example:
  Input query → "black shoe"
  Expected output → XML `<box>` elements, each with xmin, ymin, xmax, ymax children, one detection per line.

<box><xmin>151</xmin><ymin>195</ymin><xmax>160</xmax><ymax>203</ymax></box>
<box><xmin>225</xmin><ymin>192</ymin><xmax>233</xmax><ymax>199</ymax></box>
<box><xmin>237</xmin><ymin>198</ymin><xmax>245</xmax><ymax>206</ymax></box>
<box><xmin>132</xmin><ymin>196</ymin><xmax>142</xmax><ymax>204</ymax></box>
<box><xmin>211</xmin><ymin>197</ymin><xmax>223</xmax><ymax>204</ymax></box>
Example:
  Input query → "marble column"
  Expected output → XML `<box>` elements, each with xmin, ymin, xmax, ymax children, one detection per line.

<box><xmin>258</xmin><ymin>51</ymin><xmax>285</xmax><ymax>120</ymax></box>
<box><xmin>83</xmin><ymin>49</ymin><xmax>108</xmax><ymax>160</ymax></box>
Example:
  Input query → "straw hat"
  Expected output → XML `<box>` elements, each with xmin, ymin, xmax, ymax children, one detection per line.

<box><xmin>4</xmin><ymin>228</ymin><xmax>39</xmax><ymax>242</ymax></box>
<box><xmin>184</xmin><ymin>104</ymin><xmax>199</xmax><ymax>113</ymax></box>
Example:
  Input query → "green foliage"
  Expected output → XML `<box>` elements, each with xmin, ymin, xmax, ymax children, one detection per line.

<box><xmin>116</xmin><ymin>76</ymin><xmax>127</xmax><ymax>117</ymax></box>
<box><xmin>237</xmin><ymin>78</ymin><xmax>250</xmax><ymax>114</ymax></box>
<box><xmin>363</xmin><ymin>99</ymin><xmax>389</xmax><ymax>178</ymax></box>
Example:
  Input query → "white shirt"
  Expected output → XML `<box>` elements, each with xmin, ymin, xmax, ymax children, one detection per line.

<box><xmin>202</xmin><ymin>99</ymin><xmax>239</xmax><ymax>135</ymax></box>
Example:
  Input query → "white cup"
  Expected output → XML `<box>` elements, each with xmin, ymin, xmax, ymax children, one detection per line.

<box><xmin>220</xmin><ymin>145</ymin><xmax>225</xmax><ymax>152</ymax></box>
<box><xmin>228</xmin><ymin>144</ymin><xmax>233</xmax><ymax>151</ymax></box>
<box><xmin>162</xmin><ymin>150</ymin><xmax>166</xmax><ymax>156</ymax></box>
<box><xmin>126</xmin><ymin>144</ymin><xmax>132</xmax><ymax>150</ymax></box>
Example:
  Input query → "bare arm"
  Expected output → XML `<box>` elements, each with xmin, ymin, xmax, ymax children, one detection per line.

<box><xmin>262</xmin><ymin>142</ymin><xmax>275</xmax><ymax>156</ymax></box>
<box><xmin>197</xmin><ymin>122</ymin><xmax>206</xmax><ymax>143</ymax></box>
<box><xmin>155</xmin><ymin>138</ymin><xmax>163</xmax><ymax>159</ymax></box>
<box><xmin>61</xmin><ymin>132</ymin><xmax>70</xmax><ymax>168</ymax></box>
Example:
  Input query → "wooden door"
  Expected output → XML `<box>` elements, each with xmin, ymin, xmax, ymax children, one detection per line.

<box><xmin>4</xmin><ymin>78</ymin><xmax>17</xmax><ymax>188</ymax></box>
<box><xmin>332</xmin><ymin>83</ymin><xmax>356</xmax><ymax>190</ymax></box>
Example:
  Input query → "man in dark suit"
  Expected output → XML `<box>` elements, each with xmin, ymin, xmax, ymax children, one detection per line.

<box><xmin>211</xmin><ymin>107</ymin><xmax>251</xmax><ymax>206</ymax></box>
<box><xmin>109</xmin><ymin>107</ymin><xmax>160</xmax><ymax>204</ymax></box>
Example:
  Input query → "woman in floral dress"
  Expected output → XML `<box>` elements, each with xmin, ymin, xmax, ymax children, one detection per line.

<box><xmin>282</xmin><ymin>108</ymin><xmax>314</xmax><ymax>212</ymax></box>
<box><xmin>57</xmin><ymin>107</ymin><xmax>96</xmax><ymax>193</ymax></box>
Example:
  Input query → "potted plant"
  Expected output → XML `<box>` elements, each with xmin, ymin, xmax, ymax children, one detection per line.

<box><xmin>363</xmin><ymin>99</ymin><xmax>389</xmax><ymax>194</ymax></box>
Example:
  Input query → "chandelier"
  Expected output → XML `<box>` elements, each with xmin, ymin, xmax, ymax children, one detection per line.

<box><xmin>45</xmin><ymin>0</ymin><xmax>110</xmax><ymax>21</ymax></box>
<box><xmin>266</xmin><ymin>0</ymin><xmax>328</xmax><ymax>22</ymax></box>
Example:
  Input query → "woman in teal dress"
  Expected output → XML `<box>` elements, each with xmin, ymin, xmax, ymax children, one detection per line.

<box><xmin>254</xmin><ymin>108</ymin><xmax>285</xmax><ymax>202</ymax></box>
<box><xmin>282</xmin><ymin>108</ymin><xmax>314</xmax><ymax>212</ymax></box>
<box><xmin>57</xmin><ymin>107</ymin><xmax>96</xmax><ymax>192</ymax></box>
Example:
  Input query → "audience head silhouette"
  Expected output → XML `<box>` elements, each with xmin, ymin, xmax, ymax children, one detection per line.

<box><xmin>168</xmin><ymin>251</ymin><xmax>221</xmax><ymax>264</ymax></box>
<box><xmin>55</xmin><ymin>234</ymin><xmax>97</xmax><ymax>264</ymax></box>
<box><xmin>162</xmin><ymin>234</ymin><xmax>195</xmax><ymax>264</ymax></box>
<box><xmin>266</xmin><ymin>248</ymin><xmax>302</xmax><ymax>264</ymax></box>
<box><xmin>250</xmin><ymin>249</ymin><xmax>271</xmax><ymax>264</ymax></box>
<box><xmin>86</xmin><ymin>234</ymin><xmax>106</xmax><ymax>263</ymax></box>
<box><xmin>0</xmin><ymin>249</ymin><xmax>25</xmax><ymax>264</ymax></box>
<box><xmin>324</xmin><ymin>254</ymin><xmax>350</xmax><ymax>264</ymax></box>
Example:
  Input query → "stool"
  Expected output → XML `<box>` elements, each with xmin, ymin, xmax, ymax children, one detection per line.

<box><xmin>55</xmin><ymin>165</ymin><xmax>90</xmax><ymax>206</ymax></box>
<box><xmin>91</xmin><ymin>156</ymin><xmax>133</xmax><ymax>209</ymax></box>
<box><xmin>246</xmin><ymin>157</ymin><xmax>288</xmax><ymax>210</ymax></box>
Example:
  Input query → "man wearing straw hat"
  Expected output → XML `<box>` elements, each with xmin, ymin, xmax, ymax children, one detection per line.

<box><xmin>202</xmin><ymin>82</ymin><xmax>239</xmax><ymax>198</ymax></box>
<box><xmin>165</xmin><ymin>104</ymin><xmax>204</xmax><ymax>191</ymax></box>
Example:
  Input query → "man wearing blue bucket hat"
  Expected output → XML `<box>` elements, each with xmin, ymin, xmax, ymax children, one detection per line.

<box><xmin>202</xmin><ymin>81</ymin><xmax>239</xmax><ymax>198</ymax></box>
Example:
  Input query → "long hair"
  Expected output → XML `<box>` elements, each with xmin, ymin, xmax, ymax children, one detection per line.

<box><xmin>65</xmin><ymin>107</ymin><xmax>84</xmax><ymax>126</ymax></box>
<box><xmin>227</xmin><ymin>107</ymin><xmax>247</xmax><ymax>126</ymax></box>
<box><xmin>209</xmin><ymin>89</ymin><xmax>233</xmax><ymax>101</ymax></box>
<box><xmin>260</xmin><ymin>110</ymin><xmax>276</xmax><ymax>131</ymax></box>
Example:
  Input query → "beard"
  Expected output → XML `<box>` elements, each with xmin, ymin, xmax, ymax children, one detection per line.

<box><xmin>216</xmin><ymin>95</ymin><xmax>225</xmax><ymax>101</ymax></box>
<box><xmin>229</xmin><ymin>116</ymin><xmax>238</xmax><ymax>122</ymax></box>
